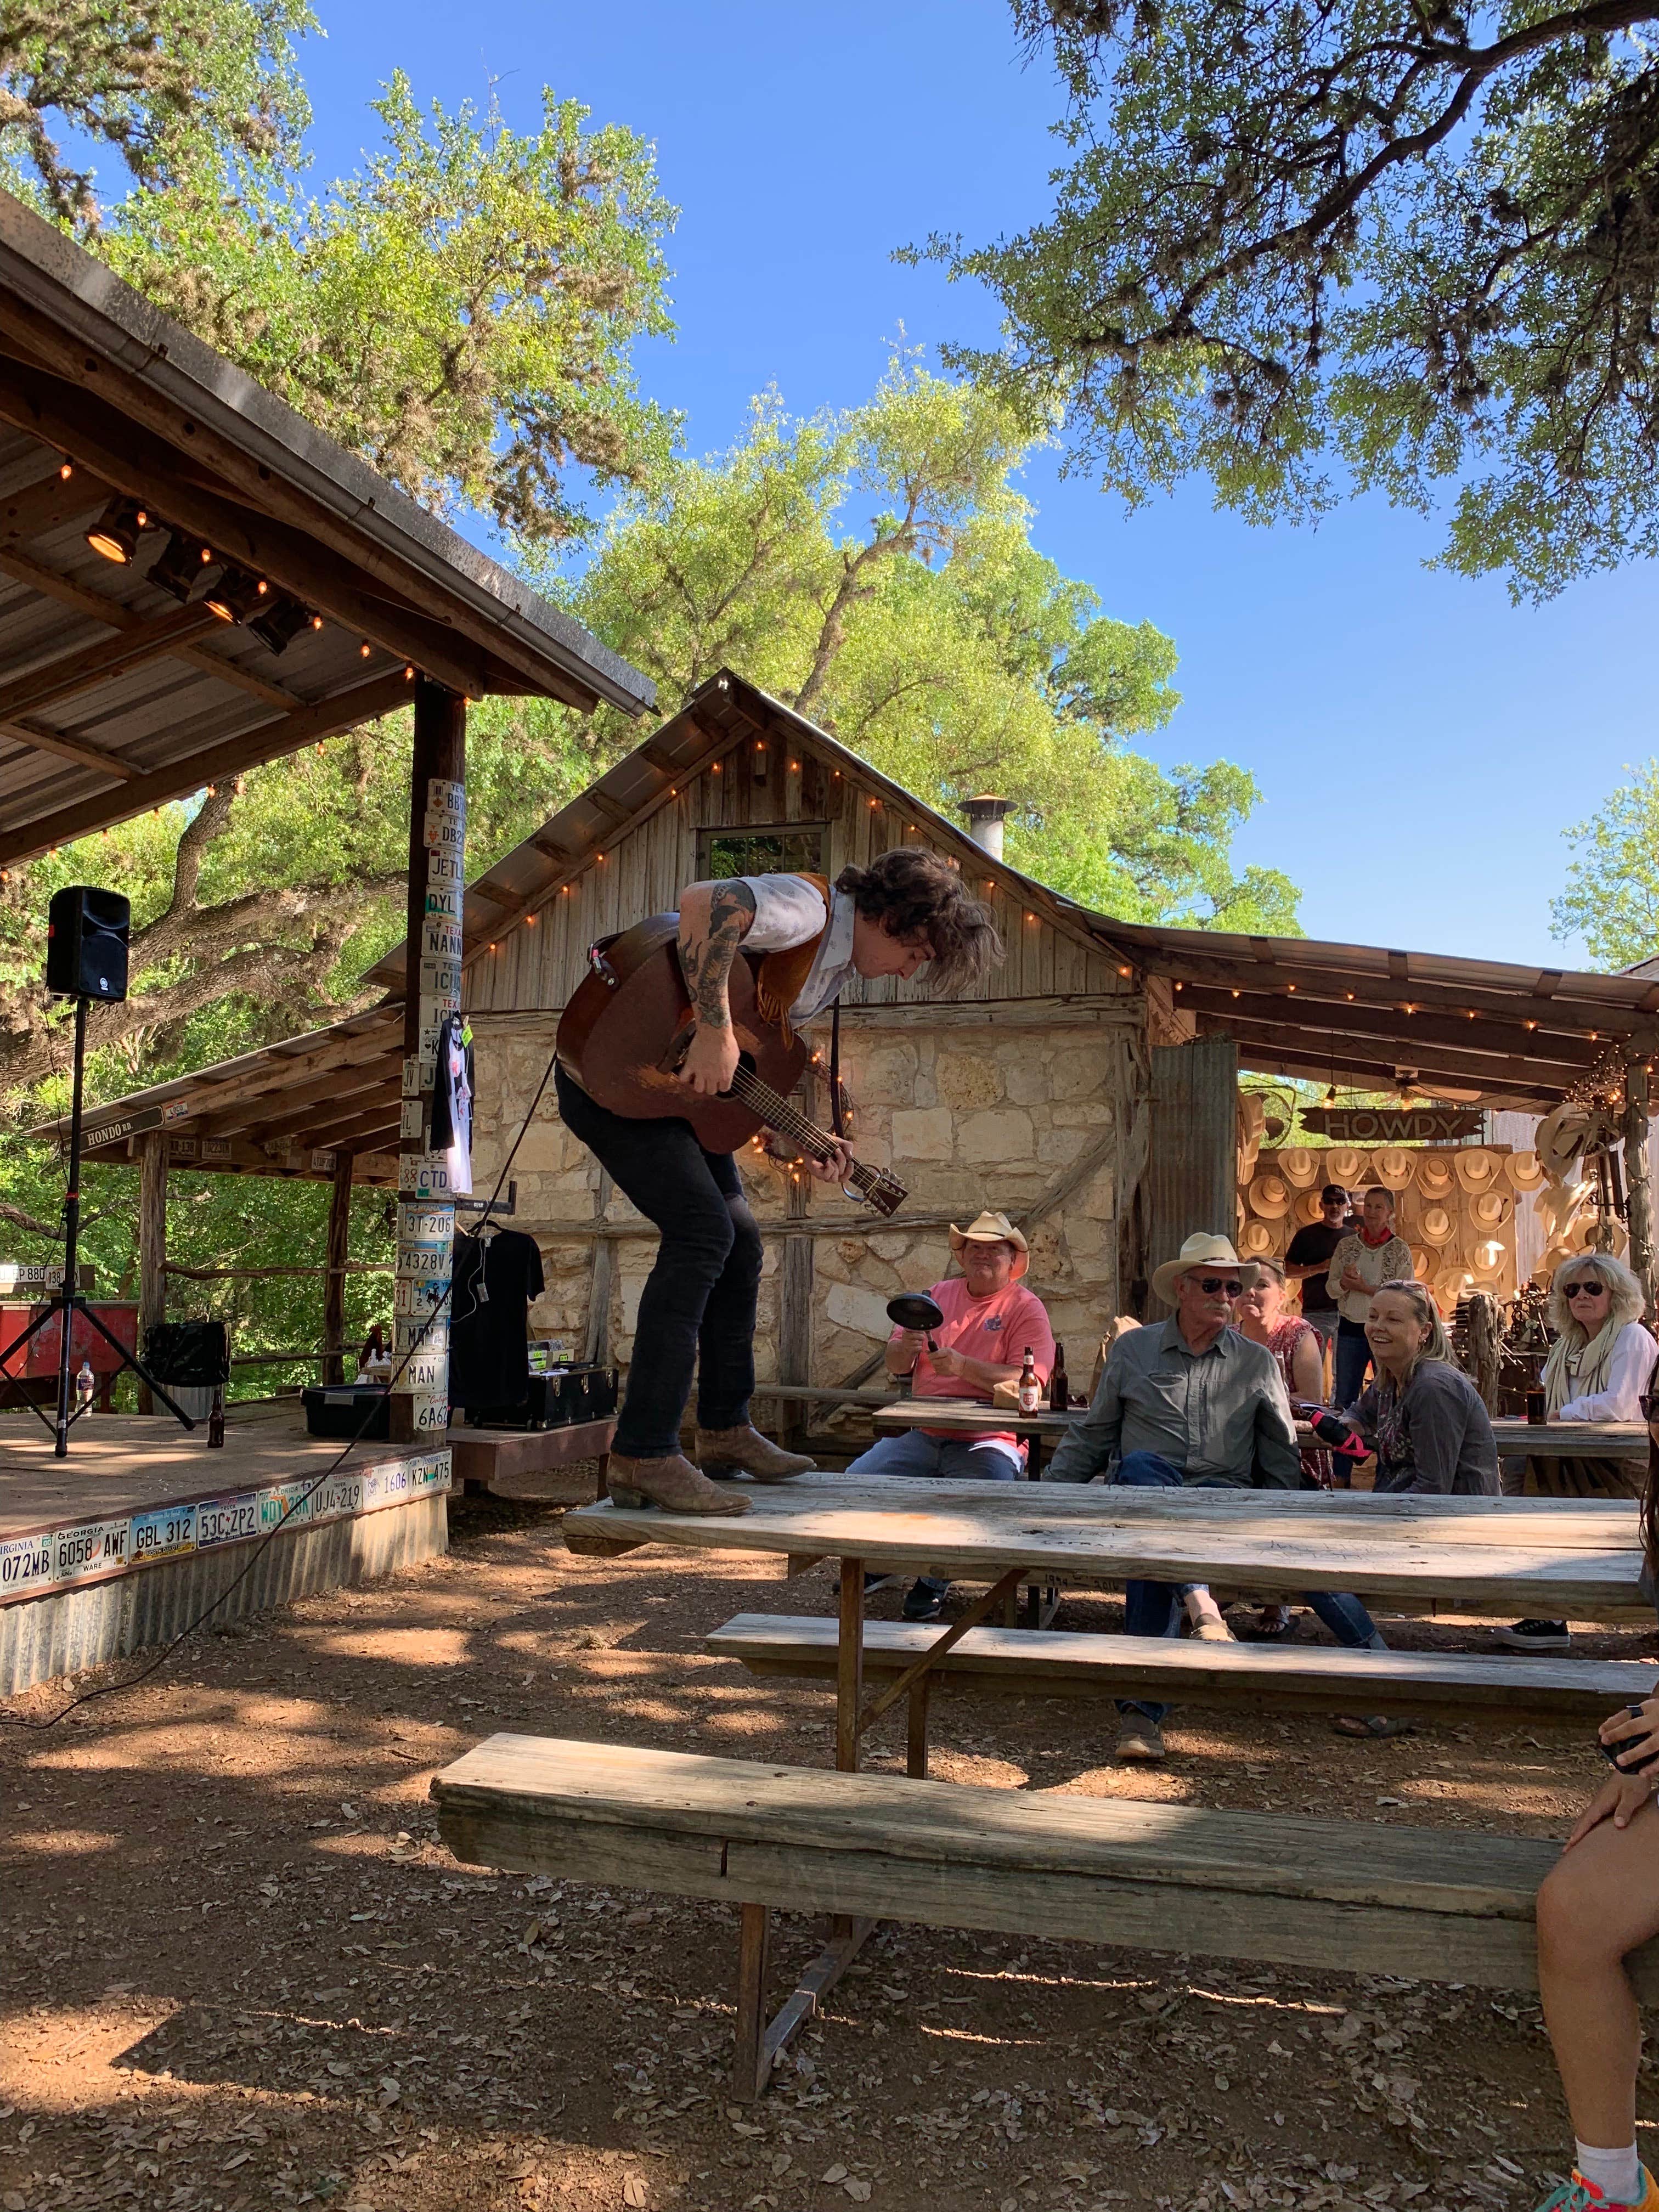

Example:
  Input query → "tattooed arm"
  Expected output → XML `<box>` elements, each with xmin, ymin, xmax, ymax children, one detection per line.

<box><xmin>676</xmin><ymin>880</ymin><xmax>757</xmax><ymax>1096</ymax></box>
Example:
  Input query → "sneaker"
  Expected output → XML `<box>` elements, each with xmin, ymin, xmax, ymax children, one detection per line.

<box><xmin>863</xmin><ymin>1570</ymin><xmax>905</xmax><ymax>1595</ymax></box>
<box><xmin>1496</xmin><ymin>1619</ymin><xmax>1572</xmax><ymax>1654</ymax></box>
<box><xmin>902</xmin><ymin>1578</ymin><xmax>947</xmax><ymax>1623</ymax></box>
<box><xmin>1534</xmin><ymin>2169</ymin><xmax>1659</xmax><ymax>2212</ymax></box>
<box><xmin>1115</xmin><ymin>1719</ymin><xmax>1166</xmax><ymax>1763</ymax></box>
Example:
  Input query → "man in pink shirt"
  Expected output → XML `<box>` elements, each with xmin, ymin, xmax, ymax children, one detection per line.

<box><xmin>845</xmin><ymin>1211</ymin><xmax>1054</xmax><ymax>1621</ymax></box>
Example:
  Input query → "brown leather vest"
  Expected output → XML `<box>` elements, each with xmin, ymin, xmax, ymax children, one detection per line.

<box><xmin>753</xmin><ymin>872</ymin><xmax>832</xmax><ymax>1039</ymax></box>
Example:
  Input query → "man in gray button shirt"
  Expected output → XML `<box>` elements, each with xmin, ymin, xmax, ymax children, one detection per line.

<box><xmin>1047</xmin><ymin>1233</ymin><xmax>1382</xmax><ymax>1764</ymax></box>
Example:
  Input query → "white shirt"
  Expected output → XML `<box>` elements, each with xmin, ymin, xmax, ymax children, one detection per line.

<box><xmin>736</xmin><ymin>873</ymin><xmax>856</xmax><ymax>1023</ymax></box>
<box><xmin>1559</xmin><ymin>1320</ymin><xmax>1659</xmax><ymax>1421</ymax></box>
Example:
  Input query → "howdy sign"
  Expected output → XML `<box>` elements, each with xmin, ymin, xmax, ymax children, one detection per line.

<box><xmin>1300</xmin><ymin>1107</ymin><xmax>1484</xmax><ymax>1143</ymax></box>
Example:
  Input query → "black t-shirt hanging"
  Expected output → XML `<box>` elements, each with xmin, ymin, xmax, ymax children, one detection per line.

<box><xmin>448</xmin><ymin>1229</ymin><xmax>544</xmax><ymax>1409</ymax></box>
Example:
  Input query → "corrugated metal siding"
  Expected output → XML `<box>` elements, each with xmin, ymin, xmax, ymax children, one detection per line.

<box><xmin>1147</xmin><ymin>1032</ymin><xmax>1240</xmax><ymax>1296</ymax></box>
<box><xmin>0</xmin><ymin>1492</ymin><xmax>447</xmax><ymax>1697</ymax></box>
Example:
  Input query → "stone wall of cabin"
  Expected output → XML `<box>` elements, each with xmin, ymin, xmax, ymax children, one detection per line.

<box><xmin>467</xmin><ymin>1002</ymin><xmax>1149</xmax><ymax>1416</ymax></box>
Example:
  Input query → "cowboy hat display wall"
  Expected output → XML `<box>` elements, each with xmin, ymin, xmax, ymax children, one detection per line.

<box><xmin>1151</xmin><ymin>1234</ymin><xmax>1260</xmax><ymax>1307</ymax></box>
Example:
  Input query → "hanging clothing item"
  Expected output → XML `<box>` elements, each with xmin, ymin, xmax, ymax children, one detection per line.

<box><xmin>448</xmin><ymin>1229</ymin><xmax>544</xmax><ymax>1409</ymax></box>
<box><xmin>430</xmin><ymin>1013</ymin><xmax>473</xmax><ymax>1197</ymax></box>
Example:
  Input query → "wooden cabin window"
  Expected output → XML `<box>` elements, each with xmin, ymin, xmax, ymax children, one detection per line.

<box><xmin>697</xmin><ymin>825</ymin><xmax>825</xmax><ymax>881</ymax></box>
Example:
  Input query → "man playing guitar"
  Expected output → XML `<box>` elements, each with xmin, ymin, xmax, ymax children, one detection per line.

<box><xmin>555</xmin><ymin>849</ymin><xmax>999</xmax><ymax>1514</ymax></box>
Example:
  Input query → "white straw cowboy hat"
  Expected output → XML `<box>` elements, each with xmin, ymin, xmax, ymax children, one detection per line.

<box><xmin>1372</xmin><ymin>1147</ymin><xmax>1415</xmax><ymax>1190</ymax></box>
<box><xmin>1277</xmin><ymin>1147</ymin><xmax>1320</xmax><ymax>1190</ymax></box>
<box><xmin>1240</xmin><ymin>1218</ymin><xmax>1277</xmax><ymax>1259</ymax></box>
<box><xmin>1293</xmin><ymin>1187</ymin><xmax>1326</xmax><ymax>1226</ymax></box>
<box><xmin>1152</xmin><ymin>1233</ymin><xmax>1260</xmax><ymax>1307</ymax></box>
<box><xmin>1471</xmin><ymin>1237</ymin><xmax>1508</xmax><ymax>1278</ymax></box>
<box><xmin>1536</xmin><ymin>1103</ymin><xmax>1594</xmax><ymax>1184</ymax></box>
<box><xmin>1472</xmin><ymin>1189</ymin><xmax>1514</xmax><ymax>1231</ymax></box>
<box><xmin>1410</xmin><ymin>1245</ymin><xmax>1438</xmax><ymax>1284</ymax></box>
<box><xmin>950</xmin><ymin>1210</ymin><xmax>1029</xmax><ymax>1279</ymax></box>
<box><xmin>1325</xmin><ymin>1147</ymin><xmax>1366</xmax><ymax>1188</ymax></box>
<box><xmin>1416</xmin><ymin>1152</ymin><xmax>1457</xmax><ymax>1199</ymax></box>
<box><xmin>1419</xmin><ymin>1202</ymin><xmax>1454</xmax><ymax>1247</ymax></box>
<box><xmin>1249</xmin><ymin>1172</ymin><xmax>1292</xmax><ymax>1220</ymax></box>
<box><xmin>1505</xmin><ymin>1149</ymin><xmax>1545</xmax><ymax>1192</ymax></box>
<box><xmin>1454</xmin><ymin>1147</ymin><xmax>1503</xmax><ymax>1195</ymax></box>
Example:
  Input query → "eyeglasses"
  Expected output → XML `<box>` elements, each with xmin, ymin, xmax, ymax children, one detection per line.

<box><xmin>1564</xmin><ymin>1281</ymin><xmax>1609</xmax><ymax>1300</ymax></box>
<box><xmin>1197</xmin><ymin>1277</ymin><xmax>1244</xmax><ymax>1297</ymax></box>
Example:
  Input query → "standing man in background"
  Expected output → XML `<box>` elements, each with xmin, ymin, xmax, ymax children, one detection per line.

<box><xmin>1284</xmin><ymin>1183</ymin><xmax>1348</xmax><ymax>1383</ymax></box>
<box><xmin>1326</xmin><ymin>1187</ymin><xmax>1415</xmax><ymax>1417</ymax></box>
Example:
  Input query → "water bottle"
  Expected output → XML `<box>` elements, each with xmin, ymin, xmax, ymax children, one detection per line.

<box><xmin>76</xmin><ymin>1357</ymin><xmax>95</xmax><ymax>1413</ymax></box>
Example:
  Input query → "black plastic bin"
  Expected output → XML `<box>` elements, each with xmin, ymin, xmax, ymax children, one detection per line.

<box><xmin>461</xmin><ymin>1364</ymin><xmax>619</xmax><ymax>1431</ymax></box>
<box><xmin>301</xmin><ymin>1383</ymin><xmax>391</xmax><ymax>1441</ymax></box>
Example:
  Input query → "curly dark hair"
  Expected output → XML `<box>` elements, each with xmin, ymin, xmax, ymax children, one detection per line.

<box><xmin>834</xmin><ymin>848</ymin><xmax>1002</xmax><ymax>995</ymax></box>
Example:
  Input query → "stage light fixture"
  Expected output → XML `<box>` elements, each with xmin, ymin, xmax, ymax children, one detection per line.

<box><xmin>204</xmin><ymin>567</ymin><xmax>270</xmax><ymax>623</ymax></box>
<box><xmin>86</xmin><ymin>496</ymin><xmax>151</xmax><ymax>563</ymax></box>
<box><xmin>145</xmin><ymin>528</ymin><xmax>204</xmax><ymax>602</ymax></box>
<box><xmin>247</xmin><ymin>595</ymin><xmax>313</xmax><ymax>654</ymax></box>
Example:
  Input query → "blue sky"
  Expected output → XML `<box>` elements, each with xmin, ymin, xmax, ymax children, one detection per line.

<box><xmin>293</xmin><ymin>0</ymin><xmax>1657</xmax><ymax>969</ymax></box>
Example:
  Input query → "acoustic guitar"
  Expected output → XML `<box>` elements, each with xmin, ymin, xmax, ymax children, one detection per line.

<box><xmin>556</xmin><ymin>914</ymin><xmax>908</xmax><ymax>1217</ymax></box>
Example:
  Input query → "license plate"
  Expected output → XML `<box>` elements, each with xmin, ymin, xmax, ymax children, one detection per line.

<box><xmin>196</xmin><ymin>1493</ymin><xmax>261</xmax><ymax>1548</ymax></box>
<box><xmin>129</xmin><ymin>1502</ymin><xmax>198</xmax><ymax>1563</ymax></box>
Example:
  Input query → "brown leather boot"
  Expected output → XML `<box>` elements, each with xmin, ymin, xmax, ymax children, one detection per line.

<box><xmin>695</xmin><ymin>1424</ymin><xmax>815</xmax><ymax>1483</ymax></box>
<box><xmin>606</xmin><ymin>1452</ymin><xmax>749</xmax><ymax>1515</ymax></box>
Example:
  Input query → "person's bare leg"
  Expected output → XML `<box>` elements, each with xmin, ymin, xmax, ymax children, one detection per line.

<box><xmin>1538</xmin><ymin>1799</ymin><xmax>1659</xmax><ymax>2158</ymax></box>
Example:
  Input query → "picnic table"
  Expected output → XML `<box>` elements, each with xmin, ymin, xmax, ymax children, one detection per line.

<box><xmin>565</xmin><ymin>1471</ymin><xmax>1649</xmax><ymax>1761</ymax></box>
<box><xmin>871</xmin><ymin>1396</ymin><xmax>1648</xmax><ymax>1476</ymax></box>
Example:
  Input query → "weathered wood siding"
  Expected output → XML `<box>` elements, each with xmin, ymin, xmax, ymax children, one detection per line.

<box><xmin>461</xmin><ymin>729</ymin><xmax>1131</xmax><ymax>1016</ymax></box>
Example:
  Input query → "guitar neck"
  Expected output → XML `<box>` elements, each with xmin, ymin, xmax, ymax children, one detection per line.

<box><xmin>729</xmin><ymin>1067</ymin><xmax>883</xmax><ymax>1200</ymax></box>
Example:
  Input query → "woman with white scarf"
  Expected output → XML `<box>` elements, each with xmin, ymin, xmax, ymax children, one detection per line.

<box><xmin>1499</xmin><ymin>1252</ymin><xmax>1658</xmax><ymax>1655</ymax></box>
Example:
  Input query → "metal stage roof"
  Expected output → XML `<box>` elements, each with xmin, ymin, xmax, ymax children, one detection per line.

<box><xmin>0</xmin><ymin>189</ymin><xmax>653</xmax><ymax>868</ymax></box>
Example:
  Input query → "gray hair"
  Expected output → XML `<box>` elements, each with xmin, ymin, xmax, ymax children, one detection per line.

<box><xmin>1547</xmin><ymin>1252</ymin><xmax>1646</xmax><ymax>1339</ymax></box>
<box><xmin>1370</xmin><ymin>1278</ymin><xmax>1451</xmax><ymax>1379</ymax></box>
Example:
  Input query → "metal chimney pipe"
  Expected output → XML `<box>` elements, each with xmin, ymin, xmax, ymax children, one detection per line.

<box><xmin>960</xmin><ymin>794</ymin><xmax>1012</xmax><ymax>861</ymax></box>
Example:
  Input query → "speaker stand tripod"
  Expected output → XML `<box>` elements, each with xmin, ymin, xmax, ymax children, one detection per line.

<box><xmin>1</xmin><ymin>996</ymin><xmax>197</xmax><ymax>1455</ymax></box>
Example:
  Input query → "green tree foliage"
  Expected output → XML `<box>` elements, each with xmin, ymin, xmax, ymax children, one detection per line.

<box><xmin>571</xmin><ymin>362</ymin><xmax>1301</xmax><ymax>930</ymax></box>
<box><xmin>98</xmin><ymin>77</ymin><xmax>679</xmax><ymax>541</ymax></box>
<box><xmin>0</xmin><ymin>0</ymin><xmax>313</xmax><ymax>228</ymax></box>
<box><xmin>917</xmin><ymin>0</ymin><xmax>1659</xmax><ymax>600</ymax></box>
<box><xmin>1553</xmin><ymin>763</ymin><xmax>1659</xmax><ymax>970</ymax></box>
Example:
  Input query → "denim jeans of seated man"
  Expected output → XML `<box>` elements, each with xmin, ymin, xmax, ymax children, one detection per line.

<box><xmin>1112</xmin><ymin>1448</ymin><xmax>1385</xmax><ymax>1725</ymax></box>
<box><xmin>845</xmin><ymin>1430</ymin><xmax>1023</xmax><ymax>1598</ymax></box>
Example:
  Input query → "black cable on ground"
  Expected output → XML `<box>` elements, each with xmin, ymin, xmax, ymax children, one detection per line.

<box><xmin>0</xmin><ymin>1046</ymin><xmax>560</xmax><ymax>1731</ymax></box>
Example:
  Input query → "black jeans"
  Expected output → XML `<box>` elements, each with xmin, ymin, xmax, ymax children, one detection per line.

<box><xmin>555</xmin><ymin>1066</ymin><xmax>764</xmax><ymax>1458</ymax></box>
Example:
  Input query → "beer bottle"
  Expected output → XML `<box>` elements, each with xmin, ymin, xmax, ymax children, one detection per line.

<box><xmin>207</xmin><ymin>1386</ymin><xmax>225</xmax><ymax>1449</ymax></box>
<box><xmin>1048</xmin><ymin>1340</ymin><xmax>1069</xmax><ymax>1413</ymax></box>
<box><xmin>1017</xmin><ymin>1346</ymin><xmax>1041</xmax><ymax>1414</ymax></box>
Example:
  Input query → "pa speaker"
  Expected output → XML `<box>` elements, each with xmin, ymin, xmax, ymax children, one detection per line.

<box><xmin>46</xmin><ymin>885</ymin><xmax>131</xmax><ymax>1003</ymax></box>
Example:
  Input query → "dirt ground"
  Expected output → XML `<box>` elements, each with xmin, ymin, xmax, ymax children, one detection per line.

<box><xmin>4</xmin><ymin>1480</ymin><xmax>1656</xmax><ymax>2212</ymax></box>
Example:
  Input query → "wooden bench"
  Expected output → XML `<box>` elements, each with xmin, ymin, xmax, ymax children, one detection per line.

<box><xmin>708</xmin><ymin>1613</ymin><xmax>1659</xmax><ymax>1729</ymax></box>
<box><xmin>431</xmin><ymin>1733</ymin><xmax>1659</xmax><ymax>2100</ymax></box>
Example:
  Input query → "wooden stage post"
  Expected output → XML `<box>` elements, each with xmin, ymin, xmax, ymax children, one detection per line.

<box><xmin>1625</xmin><ymin>1056</ymin><xmax>1653</xmax><ymax>1316</ymax></box>
<box><xmin>323</xmin><ymin>1148</ymin><xmax>354</xmax><ymax>1385</ymax></box>
<box><xmin>137</xmin><ymin>1131</ymin><xmax>167</xmax><ymax>1414</ymax></box>
<box><xmin>391</xmin><ymin>677</ymin><xmax>466</xmax><ymax>1446</ymax></box>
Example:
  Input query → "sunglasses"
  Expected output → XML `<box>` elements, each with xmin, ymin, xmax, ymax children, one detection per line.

<box><xmin>1197</xmin><ymin>1277</ymin><xmax>1244</xmax><ymax>1297</ymax></box>
<box><xmin>1564</xmin><ymin>1281</ymin><xmax>1609</xmax><ymax>1300</ymax></box>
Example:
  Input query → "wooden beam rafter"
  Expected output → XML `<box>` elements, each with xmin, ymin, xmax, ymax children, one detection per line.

<box><xmin>0</xmin><ymin>668</ymin><xmax>414</xmax><ymax>865</ymax></box>
<box><xmin>1176</xmin><ymin>983</ymin><xmax>1600</xmax><ymax>1074</ymax></box>
<box><xmin>1198</xmin><ymin>1013</ymin><xmax>1565</xmax><ymax>1101</ymax></box>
